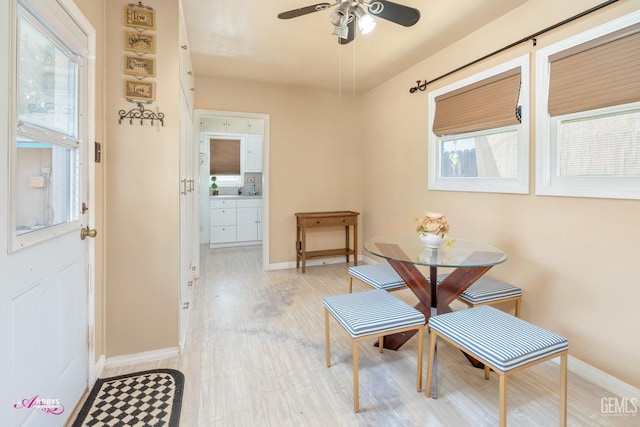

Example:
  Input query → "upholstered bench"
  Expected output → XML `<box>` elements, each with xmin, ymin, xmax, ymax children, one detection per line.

<box><xmin>456</xmin><ymin>276</ymin><xmax>522</xmax><ymax>317</ymax></box>
<box><xmin>323</xmin><ymin>289</ymin><xmax>426</xmax><ymax>412</ymax></box>
<box><xmin>348</xmin><ymin>263</ymin><xmax>406</xmax><ymax>292</ymax></box>
<box><xmin>348</xmin><ymin>264</ymin><xmax>522</xmax><ymax>317</ymax></box>
<box><xmin>426</xmin><ymin>306</ymin><xmax>568</xmax><ymax>426</ymax></box>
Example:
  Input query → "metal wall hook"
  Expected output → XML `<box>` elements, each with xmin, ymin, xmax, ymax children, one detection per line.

<box><xmin>118</xmin><ymin>102</ymin><xmax>165</xmax><ymax>126</ymax></box>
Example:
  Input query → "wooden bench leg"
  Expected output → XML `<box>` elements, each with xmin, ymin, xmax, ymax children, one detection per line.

<box><xmin>353</xmin><ymin>340</ymin><xmax>359</xmax><ymax>412</ymax></box>
<box><xmin>500</xmin><ymin>373</ymin><xmax>507</xmax><ymax>427</ymax></box>
<box><xmin>561</xmin><ymin>352</ymin><xmax>568</xmax><ymax>427</ymax></box>
<box><xmin>325</xmin><ymin>309</ymin><xmax>331</xmax><ymax>367</ymax></box>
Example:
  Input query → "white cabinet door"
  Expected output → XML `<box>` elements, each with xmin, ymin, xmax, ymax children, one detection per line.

<box><xmin>237</xmin><ymin>207</ymin><xmax>258</xmax><ymax>241</ymax></box>
<box><xmin>245</xmin><ymin>135</ymin><xmax>263</xmax><ymax>172</ymax></box>
<box><xmin>237</xmin><ymin>199</ymin><xmax>262</xmax><ymax>242</ymax></box>
<box><xmin>225</xmin><ymin>117</ymin><xmax>247</xmax><ymax>134</ymax></box>
<box><xmin>247</xmin><ymin>118</ymin><xmax>265</xmax><ymax>135</ymax></box>
<box><xmin>203</xmin><ymin>117</ymin><xmax>227</xmax><ymax>133</ymax></box>
<box><xmin>257</xmin><ymin>207</ymin><xmax>262</xmax><ymax>240</ymax></box>
<box><xmin>178</xmin><ymin>21</ymin><xmax>194</xmax><ymax>112</ymax></box>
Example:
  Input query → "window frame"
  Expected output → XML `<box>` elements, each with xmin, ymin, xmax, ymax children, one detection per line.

<box><xmin>535</xmin><ymin>10</ymin><xmax>640</xmax><ymax>200</ymax></box>
<box><xmin>428</xmin><ymin>55</ymin><xmax>530</xmax><ymax>194</ymax></box>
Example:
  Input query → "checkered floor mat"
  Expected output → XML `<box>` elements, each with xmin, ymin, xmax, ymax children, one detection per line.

<box><xmin>72</xmin><ymin>369</ymin><xmax>184</xmax><ymax>427</ymax></box>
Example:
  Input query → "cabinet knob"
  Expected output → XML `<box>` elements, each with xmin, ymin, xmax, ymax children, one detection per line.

<box><xmin>182</xmin><ymin>302</ymin><xmax>190</xmax><ymax>309</ymax></box>
<box><xmin>181</xmin><ymin>44</ymin><xmax>188</xmax><ymax>50</ymax></box>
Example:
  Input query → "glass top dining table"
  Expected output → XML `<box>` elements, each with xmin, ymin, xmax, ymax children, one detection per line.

<box><xmin>363</xmin><ymin>235</ymin><xmax>508</xmax><ymax>347</ymax></box>
<box><xmin>364</xmin><ymin>235</ymin><xmax>507</xmax><ymax>269</ymax></box>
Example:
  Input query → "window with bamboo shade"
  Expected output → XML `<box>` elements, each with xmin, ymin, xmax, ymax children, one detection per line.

<box><xmin>428</xmin><ymin>55</ymin><xmax>529</xmax><ymax>195</ymax></box>
<box><xmin>536</xmin><ymin>14</ymin><xmax>640</xmax><ymax>200</ymax></box>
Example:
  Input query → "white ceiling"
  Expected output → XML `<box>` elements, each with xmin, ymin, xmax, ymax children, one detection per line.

<box><xmin>182</xmin><ymin>0</ymin><xmax>530</xmax><ymax>93</ymax></box>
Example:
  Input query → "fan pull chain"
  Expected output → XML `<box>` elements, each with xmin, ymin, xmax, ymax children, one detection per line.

<box><xmin>338</xmin><ymin>42</ymin><xmax>342</xmax><ymax>97</ymax></box>
<box><xmin>352</xmin><ymin>41</ymin><xmax>356</xmax><ymax>95</ymax></box>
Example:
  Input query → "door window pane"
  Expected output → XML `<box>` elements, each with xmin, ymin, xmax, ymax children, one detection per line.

<box><xmin>15</xmin><ymin>139</ymin><xmax>79</xmax><ymax>236</ymax></box>
<box><xmin>17</xmin><ymin>15</ymin><xmax>78</xmax><ymax>138</ymax></box>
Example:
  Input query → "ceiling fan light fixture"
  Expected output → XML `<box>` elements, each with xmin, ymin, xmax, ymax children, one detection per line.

<box><xmin>329</xmin><ymin>9</ymin><xmax>346</xmax><ymax>27</ymax></box>
<box><xmin>332</xmin><ymin>22</ymin><xmax>349</xmax><ymax>39</ymax></box>
<box><xmin>354</xmin><ymin>6</ymin><xmax>376</xmax><ymax>34</ymax></box>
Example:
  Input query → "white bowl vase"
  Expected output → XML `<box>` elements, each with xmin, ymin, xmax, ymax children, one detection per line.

<box><xmin>419</xmin><ymin>232</ymin><xmax>445</xmax><ymax>248</ymax></box>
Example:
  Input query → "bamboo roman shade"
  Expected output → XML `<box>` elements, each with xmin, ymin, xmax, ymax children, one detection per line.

<box><xmin>548</xmin><ymin>24</ymin><xmax>640</xmax><ymax>117</ymax></box>
<box><xmin>210</xmin><ymin>138</ymin><xmax>240</xmax><ymax>175</ymax></box>
<box><xmin>432</xmin><ymin>67</ymin><xmax>522</xmax><ymax>136</ymax></box>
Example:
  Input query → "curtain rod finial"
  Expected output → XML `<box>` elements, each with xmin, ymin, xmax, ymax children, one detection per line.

<box><xmin>409</xmin><ymin>80</ymin><xmax>427</xmax><ymax>94</ymax></box>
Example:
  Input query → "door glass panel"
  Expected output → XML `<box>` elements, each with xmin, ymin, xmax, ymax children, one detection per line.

<box><xmin>15</xmin><ymin>138</ymin><xmax>79</xmax><ymax>236</ymax></box>
<box><xmin>17</xmin><ymin>15</ymin><xmax>78</xmax><ymax>138</ymax></box>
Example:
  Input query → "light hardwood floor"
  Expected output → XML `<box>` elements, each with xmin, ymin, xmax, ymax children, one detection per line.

<box><xmin>91</xmin><ymin>245</ymin><xmax>635</xmax><ymax>426</ymax></box>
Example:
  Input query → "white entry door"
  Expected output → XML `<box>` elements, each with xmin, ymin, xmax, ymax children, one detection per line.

<box><xmin>0</xmin><ymin>1</ymin><xmax>95</xmax><ymax>425</ymax></box>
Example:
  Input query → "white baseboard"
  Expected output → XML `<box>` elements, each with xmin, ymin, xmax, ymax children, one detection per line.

<box><xmin>550</xmin><ymin>355</ymin><xmax>640</xmax><ymax>401</ymax></box>
<box><xmin>93</xmin><ymin>354</ymin><xmax>105</xmax><ymax>381</ymax></box>
<box><xmin>104</xmin><ymin>347</ymin><xmax>180</xmax><ymax>370</ymax></box>
<box><xmin>268</xmin><ymin>254</ymin><xmax>364</xmax><ymax>271</ymax></box>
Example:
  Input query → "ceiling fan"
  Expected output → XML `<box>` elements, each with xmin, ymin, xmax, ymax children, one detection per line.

<box><xmin>277</xmin><ymin>0</ymin><xmax>420</xmax><ymax>44</ymax></box>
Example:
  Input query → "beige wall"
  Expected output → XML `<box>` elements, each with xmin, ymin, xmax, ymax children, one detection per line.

<box><xmin>101</xmin><ymin>0</ymin><xmax>180</xmax><ymax>357</ymax></box>
<box><xmin>195</xmin><ymin>78</ymin><xmax>364</xmax><ymax>264</ymax></box>
<box><xmin>362</xmin><ymin>0</ymin><xmax>640</xmax><ymax>389</ymax></box>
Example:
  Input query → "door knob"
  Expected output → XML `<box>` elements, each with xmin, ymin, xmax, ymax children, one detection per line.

<box><xmin>80</xmin><ymin>226</ymin><xmax>97</xmax><ymax>240</ymax></box>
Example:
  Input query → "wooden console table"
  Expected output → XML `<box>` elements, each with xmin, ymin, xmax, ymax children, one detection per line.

<box><xmin>295</xmin><ymin>211</ymin><xmax>359</xmax><ymax>273</ymax></box>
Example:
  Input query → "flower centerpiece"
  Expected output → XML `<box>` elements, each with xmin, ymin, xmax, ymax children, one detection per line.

<box><xmin>416</xmin><ymin>211</ymin><xmax>450</xmax><ymax>248</ymax></box>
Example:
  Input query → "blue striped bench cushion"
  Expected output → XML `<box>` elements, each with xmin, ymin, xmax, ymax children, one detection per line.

<box><xmin>459</xmin><ymin>277</ymin><xmax>522</xmax><ymax>304</ymax></box>
<box><xmin>348</xmin><ymin>263</ymin><xmax>406</xmax><ymax>291</ymax></box>
<box><xmin>429</xmin><ymin>275</ymin><xmax>522</xmax><ymax>304</ymax></box>
<box><xmin>429</xmin><ymin>306</ymin><xmax>568</xmax><ymax>372</ymax></box>
<box><xmin>324</xmin><ymin>290</ymin><xmax>425</xmax><ymax>338</ymax></box>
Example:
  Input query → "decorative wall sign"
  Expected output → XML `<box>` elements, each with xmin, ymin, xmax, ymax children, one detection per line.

<box><xmin>125</xmin><ymin>80</ymin><xmax>155</xmax><ymax>102</ymax></box>
<box><xmin>124</xmin><ymin>55</ymin><xmax>156</xmax><ymax>77</ymax></box>
<box><xmin>125</xmin><ymin>3</ymin><xmax>155</xmax><ymax>30</ymax></box>
<box><xmin>124</xmin><ymin>31</ymin><xmax>155</xmax><ymax>54</ymax></box>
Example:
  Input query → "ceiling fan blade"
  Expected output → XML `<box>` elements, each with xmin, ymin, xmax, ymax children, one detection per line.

<box><xmin>277</xmin><ymin>3</ymin><xmax>332</xmax><ymax>20</ymax></box>
<box><xmin>338</xmin><ymin>19</ymin><xmax>356</xmax><ymax>45</ymax></box>
<box><xmin>369</xmin><ymin>0</ymin><xmax>420</xmax><ymax>27</ymax></box>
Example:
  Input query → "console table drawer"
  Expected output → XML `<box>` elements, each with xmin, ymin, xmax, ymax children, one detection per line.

<box><xmin>330</xmin><ymin>216</ymin><xmax>357</xmax><ymax>226</ymax></box>
<box><xmin>302</xmin><ymin>215</ymin><xmax>357</xmax><ymax>228</ymax></box>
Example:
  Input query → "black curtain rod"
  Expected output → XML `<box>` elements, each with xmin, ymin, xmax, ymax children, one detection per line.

<box><xmin>409</xmin><ymin>0</ymin><xmax>620</xmax><ymax>93</ymax></box>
